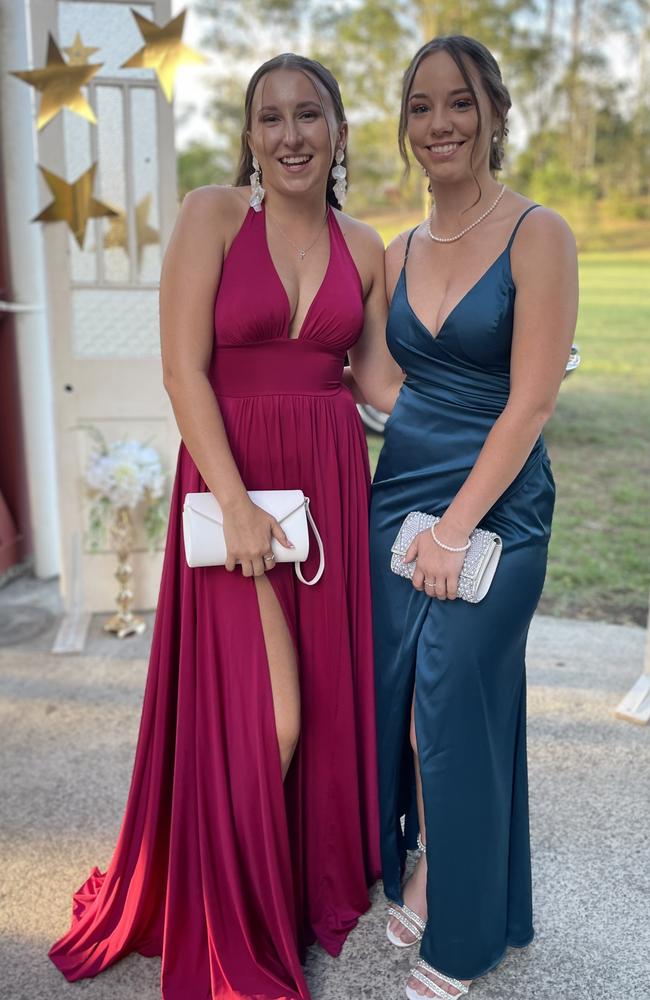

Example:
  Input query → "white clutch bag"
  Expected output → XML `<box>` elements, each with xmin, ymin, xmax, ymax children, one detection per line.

<box><xmin>182</xmin><ymin>489</ymin><xmax>325</xmax><ymax>586</ymax></box>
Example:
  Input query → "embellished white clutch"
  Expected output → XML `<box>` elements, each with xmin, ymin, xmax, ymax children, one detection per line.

<box><xmin>182</xmin><ymin>489</ymin><xmax>324</xmax><ymax>586</ymax></box>
<box><xmin>390</xmin><ymin>511</ymin><xmax>502</xmax><ymax>603</ymax></box>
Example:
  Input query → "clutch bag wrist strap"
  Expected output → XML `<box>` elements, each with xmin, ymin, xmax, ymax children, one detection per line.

<box><xmin>296</xmin><ymin>499</ymin><xmax>325</xmax><ymax>586</ymax></box>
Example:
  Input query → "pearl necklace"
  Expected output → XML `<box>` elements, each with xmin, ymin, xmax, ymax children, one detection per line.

<box><xmin>267</xmin><ymin>206</ymin><xmax>330</xmax><ymax>260</ymax></box>
<box><xmin>427</xmin><ymin>185</ymin><xmax>506</xmax><ymax>243</ymax></box>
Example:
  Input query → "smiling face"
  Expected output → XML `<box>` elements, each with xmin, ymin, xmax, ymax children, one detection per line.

<box><xmin>406</xmin><ymin>49</ymin><xmax>496</xmax><ymax>182</ymax></box>
<box><xmin>248</xmin><ymin>68</ymin><xmax>345</xmax><ymax>202</ymax></box>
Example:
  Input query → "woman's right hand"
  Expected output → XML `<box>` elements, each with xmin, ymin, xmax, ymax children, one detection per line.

<box><xmin>222</xmin><ymin>497</ymin><xmax>294</xmax><ymax>577</ymax></box>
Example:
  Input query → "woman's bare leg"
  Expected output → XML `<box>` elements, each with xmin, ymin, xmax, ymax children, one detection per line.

<box><xmin>388</xmin><ymin>694</ymin><xmax>428</xmax><ymax>943</ymax></box>
<box><xmin>255</xmin><ymin>576</ymin><xmax>300</xmax><ymax>779</ymax></box>
<box><xmin>403</xmin><ymin>697</ymin><xmax>473</xmax><ymax>998</ymax></box>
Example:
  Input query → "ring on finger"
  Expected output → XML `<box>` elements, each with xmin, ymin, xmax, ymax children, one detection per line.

<box><xmin>263</xmin><ymin>552</ymin><xmax>276</xmax><ymax>563</ymax></box>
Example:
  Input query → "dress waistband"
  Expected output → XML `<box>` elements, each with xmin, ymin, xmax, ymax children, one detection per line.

<box><xmin>210</xmin><ymin>341</ymin><xmax>345</xmax><ymax>397</ymax></box>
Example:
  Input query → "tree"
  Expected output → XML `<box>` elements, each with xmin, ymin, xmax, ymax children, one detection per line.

<box><xmin>177</xmin><ymin>141</ymin><xmax>230</xmax><ymax>199</ymax></box>
<box><xmin>183</xmin><ymin>1</ymin><xmax>650</xmax><ymax>217</ymax></box>
<box><xmin>192</xmin><ymin>0</ymin><xmax>545</xmax><ymax>212</ymax></box>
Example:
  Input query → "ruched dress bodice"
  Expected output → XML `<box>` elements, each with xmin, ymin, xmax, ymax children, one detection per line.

<box><xmin>210</xmin><ymin>204</ymin><xmax>363</xmax><ymax>395</ymax></box>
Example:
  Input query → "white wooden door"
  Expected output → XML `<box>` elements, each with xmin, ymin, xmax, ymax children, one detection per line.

<box><xmin>32</xmin><ymin>0</ymin><xmax>180</xmax><ymax>611</ymax></box>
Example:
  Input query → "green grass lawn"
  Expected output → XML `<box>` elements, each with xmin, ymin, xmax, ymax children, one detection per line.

<box><xmin>540</xmin><ymin>251</ymin><xmax>650</xmax><ymax>625</ymax></box>
<box><xmin>364</xmin><ymin>250</ymin><xmax>650</xmax><ymax>626</ymax></box>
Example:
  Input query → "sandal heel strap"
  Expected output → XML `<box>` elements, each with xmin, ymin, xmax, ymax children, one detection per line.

<box><xmin>418</xmin><ymin>960</ymin><xmax>469</xmax><ymax>994</ymax></box>
<box><xmin>411</xmin><ymin>969</ymin><xmax>454</xmax><ymax>999</ymax></box>
<box><xmin>387</xmin><ymin>906</ymin><xmax>423</xmax><ymax>940</ymax></box>
<box><xmin>400</xmin><ymin>903</ymin><xmax>426</xmax><ymax>932</ymax></box>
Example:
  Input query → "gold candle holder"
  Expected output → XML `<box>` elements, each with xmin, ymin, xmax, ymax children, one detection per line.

<box><xmin>103</xmin><ymin>506</ymin><xmax>146</xmax><ymax>639</ymax></box>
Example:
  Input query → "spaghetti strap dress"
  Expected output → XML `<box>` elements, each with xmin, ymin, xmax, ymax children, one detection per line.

<box><xmin>370</xmin><ymin>206</ymin><xmax>555</xmax><ymax>980</ymax></box>
<box><xmin>49</xmin><ymin>205</ymin><xmax>381</xmax><ymax>1000</ymax></box>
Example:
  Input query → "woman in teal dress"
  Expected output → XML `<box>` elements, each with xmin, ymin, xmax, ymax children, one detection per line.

<box><xmin>365</xmin><ymin>36</ymin><xmax>579</xmax><ymax>999</ymax></box>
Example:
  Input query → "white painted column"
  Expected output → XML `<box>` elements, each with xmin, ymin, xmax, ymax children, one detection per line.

<box><xmin>0</xmin><ymin>0</ymin><xmax>60</xmax><ymax>578</ymax></box>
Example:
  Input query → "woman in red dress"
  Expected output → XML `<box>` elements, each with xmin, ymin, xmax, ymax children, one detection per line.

<box><xmin>49</xmin><ymin>53</ymin><xmax>400</xmax><ymax>1000</ymax></box>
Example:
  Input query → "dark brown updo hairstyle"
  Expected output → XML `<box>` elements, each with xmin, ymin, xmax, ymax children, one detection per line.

<box><xmin>398</xmin><ymin>35</ymin><xmax>511</xmax><ymax>177</ymax></box>
<box><xmin>234</xmin><ymin>53</ymin><xmax>348</xmax><ymax>209</ymax></box>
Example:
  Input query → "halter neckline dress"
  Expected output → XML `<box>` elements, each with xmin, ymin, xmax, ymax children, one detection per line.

<box><xmin>371</xmin><ymin>205</ymin><xmax>555</xmax><ymax>980</ymax></box>
<box><xmin>50</xmin><ymin>204</ymin><xmax>381</xmax><ymax>1000</ymax></box>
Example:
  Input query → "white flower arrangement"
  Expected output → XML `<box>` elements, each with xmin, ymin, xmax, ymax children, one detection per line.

<box><xmin>83</xmin><ymin>428</ymin><xmax>167</xmax><ymax>550</ymax></box>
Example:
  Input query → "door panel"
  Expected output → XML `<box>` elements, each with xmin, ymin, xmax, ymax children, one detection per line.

<box><xmin>33</xmin><ymin>0</ymin><xmax>180</xmax><ymax>611</ymax></box>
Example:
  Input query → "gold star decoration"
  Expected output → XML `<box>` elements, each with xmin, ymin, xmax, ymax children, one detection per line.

<box><xmin>104</xmin><ymin>193</ymin><xmax>160</xmax><ymax>270</ymax></box>
<box><xmin>63</xmin><ymin>31</ymin><xmax>100</xmax><ymax>67</ymax></box>
<box><xmin>11</xmin><ymin>34</ymin><xmax>102</xmax><ymax>129</ymax></box>
<box><xmin>120</xmin><ymin>9</ymin><xmax>207</xmax><ymax>102</ymax></box>
<box><xmin>34</xmin><ymin>164</ymin><xmax>118</xmax><ymax>249</ymax></box>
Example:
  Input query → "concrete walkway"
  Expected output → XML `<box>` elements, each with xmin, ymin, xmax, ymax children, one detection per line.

<box><xmin>1</xmin><ymin>603</ymin><xmax>649</xmax><ymax>1000</ymax></box>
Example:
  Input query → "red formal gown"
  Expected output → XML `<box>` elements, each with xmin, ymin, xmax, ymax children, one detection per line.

<box><xmin>49</xmin><ymin>205</ymin><xmax>381</xmax><ymax>1000</ymax></box>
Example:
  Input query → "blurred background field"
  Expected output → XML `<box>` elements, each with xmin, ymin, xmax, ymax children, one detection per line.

<box><xmin>178</xmin><ymin>0</ymin><xmax>649</xmax><ymax>625</ymax></box>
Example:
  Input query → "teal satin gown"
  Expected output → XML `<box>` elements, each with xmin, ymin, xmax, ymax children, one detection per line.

<box><xmin>370</xmin><ymin>206</ymin><xmax>555</xmax><ymax>980</ymax></box>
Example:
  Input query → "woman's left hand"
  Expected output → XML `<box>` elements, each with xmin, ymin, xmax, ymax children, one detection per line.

<box><xmin>404</xmin><ymin>521</ymin><xmax>469</xmax><ymax>600</ymax></box>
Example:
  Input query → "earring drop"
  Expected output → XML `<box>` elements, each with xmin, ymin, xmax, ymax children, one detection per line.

<box><xmin>249</xmin><ymin>154</ymin><xmax>265</xmax><ymax>212</ymax></box>
<box><xmin>331</xmin><ymin>148</ymin><xmax>347</xmax><ymax>207</ymax></box>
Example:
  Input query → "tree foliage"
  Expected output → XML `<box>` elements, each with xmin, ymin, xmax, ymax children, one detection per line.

<box><xmin>180</xmin><ymin>0</ymin><xmax>650</xmax><ymax>218</ymax></box>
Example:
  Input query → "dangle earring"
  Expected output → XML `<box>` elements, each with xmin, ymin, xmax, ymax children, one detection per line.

<box><xmin>331</xmin><ymin>148</ymin><xmax>347</xmax><ymax>207</ymax></box>
<box><xmin>249</xmin><ymin>154</ymin><xmax>265</xmax><ymax>212</ymax></box>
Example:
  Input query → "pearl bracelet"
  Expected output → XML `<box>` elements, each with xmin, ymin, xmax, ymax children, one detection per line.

<box><xmin>430</xmin><ymin>523</ymin><xmax>471</xmax><ymax>553</ymax></box>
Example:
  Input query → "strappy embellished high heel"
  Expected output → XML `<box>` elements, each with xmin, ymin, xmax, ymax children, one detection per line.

<box><xmin>386</xmin><ymin>834</ymin><xmax>427</xmax><ymax>947</ymax></box>
<box><xmin>386</xmin><ymin>901</ymin><xmax>426</xmax><ymax>947</ymax></box>
<box><xmin>406</xmin><ymin>960</ymin><xmax>470</xmax><ymax>999</ymax></box>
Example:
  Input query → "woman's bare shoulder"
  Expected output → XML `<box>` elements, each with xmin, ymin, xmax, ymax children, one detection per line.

<box><xmin>334</xmin><ymin>212</ymin><xmax>386</xmax><ymax>296</ymax></box>
<box><xmin>517</xmin><ymin>204</ymin><xmax>575</xmax><ymax>246</ymax></box>
<box><xmin>385</xmin><ymin>228</ymin><xmax>415</xmax><ymax>267</ymax></box>
<box><xmin>180</xmin><ymin>185</ymin><xmax>248</xmax><ymax>227</ymax></box>
<box><xmin>506</xmin><ymin>192</ymin><xmax>575</xmax><ymax>250</ymax></box>
<box><xmin>168</xmin><ymin>186</ymin><xmax>250</xmax><ymax>264</ymax></box>
<box><xmin>509</xmin><ymin>201</ymin><xmax>577</xmax><ymax>285</ymax></box>
<box><xmin>335</xmin><ymin>211</ymin><xmax>385</xmax><ymax>258</ymax></box>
